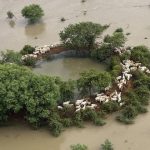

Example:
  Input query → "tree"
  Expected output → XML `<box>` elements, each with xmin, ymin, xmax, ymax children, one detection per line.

<box><xmin>131</xmin><ymin>45</ymin><xmax>150</xmax><ymax>68</ymax></box>
<box><xmin>21</xmin><ymin>4</ymin><xmax>44</xmax><ymax>23</ymax></box>
<box><xmin>104</xmin><ymin>31</ymin><xmax>126</xmax><ymax>48</ymax></box>
<box><xmin>20</xmin><ymin>45</ymin><xmax>35</xmax><ymax>55</ymax></box>
<box><xmin>101</xmin><ymin>139</ymin><xmax>114</xmax><ymax>150</ymax></box>
<box><xmin>77</xmin><ymin>70</ymin><xmax>111</xmax><ymax>95</ymax></box>
<box><xmin>71</xmin><ymin>144</ymin><xmax>88</xmax><ymax>150</ymax></box>
<box><xmin>60</xmin><ymin>22</ymin><xmax>108</xmax><ymax>51</ymax></box>
<box><xmin>1</xmin><ymin>50</ymin><xmax>23</xmax><ymax>65</ymax></box>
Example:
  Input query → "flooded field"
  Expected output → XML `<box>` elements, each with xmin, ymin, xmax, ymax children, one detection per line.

<box><xmin>33</xmin><ymin>57</ymin><xmax>106</xmax><ymax>80</ymax></box>
<box><xmin>0</xmin><ymin>0</ymin><xmax>150</xmax><ymax>150</ymax></box>
<box><xmin>0</xmin><ymin>0</ymin><xmax>150</xmax><ymax>51</ymax></box>
<box><xmin>0</xmin><ymin>108</ymin><xmax>150</xmax><ymax>150</ymax></box>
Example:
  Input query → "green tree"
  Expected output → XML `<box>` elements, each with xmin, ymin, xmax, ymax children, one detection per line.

<box><xmin>20</xmin><ymin>45</ymin><xmax>35</xmax><ymax>55</ymax></box>
<box><xmin>131</xmin><ymin>45</ymin><xmax>150</xmax><ymax>68</ymax></box>
<box><xmin>60</xmin><ymin>22</ymin><xmax>108</xmax><ymax>51</ymax></box>
<box><xmin>77</xmin><ymin>70</ymin><xmax>111</xmax><ymax>96</ymax></box>
<box><xmin>101</xmin><ymin>139</ymin><xmax>114</xmax><ymax>150</ymax></box>
<box><xmin>104</xmin><ymin>31</ymin><xmax>126</xmax><ymax>48</ymax></box>
<box><xmin>21</xmin><ymin>4</ymin><xmax>44</xmax><ymax>23</ymax></box>
<box><xmin>1</xmin><ymin>50</ymin><xmax>23</xmax><ymax>65</ymax></box>
<box><xmin>71</xmin><ymin>144</ymin><xmax>88</xmax><ymax>150</ymax></box>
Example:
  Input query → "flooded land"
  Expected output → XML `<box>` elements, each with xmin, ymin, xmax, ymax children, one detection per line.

<box><xmin>0</xmin><ymin>0</ymin><xmax>150</xmax><ymax>150</ymax></box>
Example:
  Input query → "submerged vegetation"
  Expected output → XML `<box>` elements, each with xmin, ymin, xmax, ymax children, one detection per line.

<box><xmin>0</xmin><ymin>21</ymin><xmax>150</xmax><ymax>136</ymax></box>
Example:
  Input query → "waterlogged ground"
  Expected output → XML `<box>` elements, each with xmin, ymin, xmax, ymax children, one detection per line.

<box><xmin>33</xmin><ymin>58</ymin><xmax>106</xmax><ymax>80</ymax></box>
<box><xmin>1</xmin><ymin>108</ymin><xmax>150</xmax><ymax>150</ymax></box>
<box><xmin>1</xmin><ymin>0</ymin><xmax>150</xmax><ymax>150</ymax></box>
<box><xmin>0</xmin><ymin>0</ymin><xmax>150</xmax><ymax>50</ymax></box>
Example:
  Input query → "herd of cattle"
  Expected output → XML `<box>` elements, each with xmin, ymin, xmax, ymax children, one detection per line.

<box><xmin>21</xmin><ymin>45</ymin><xmax>149</xmax><ymax>113</ymax></box>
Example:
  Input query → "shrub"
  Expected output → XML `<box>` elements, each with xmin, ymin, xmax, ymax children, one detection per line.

<box><xmin>1</xmin><ymin>50</ymin><xmax>22</xmax><ymax>65</ymax></box>
<box><xmin>115</xmin><ymin>28</ymin><xmax>123</xmax><ymax>33</ymax></box>
<box><xmin>73</xmin><ymin>113</ymin><xmax>84</xmax><ymax>128</ymax></box>
<box><xmin>91</xmin><ymin>44</ymin><xmax>113</xmax><ymax>62</ymax></box>
<box><xmin>7</xmin><ymin>11</ymin><xmax>14</xmax><ymax>19</ymax></box>
<box><xmin>101</xmin><ymin>139</ymin><xmax>114</xmax><ymax>150</ymax></box>
<box><xmin>102</xmin><ymin>102</ymin><xmax>120</xmax><ymax>113</ymax></box>
<box><xmin>104</xmin><ymin>31</ymin><xmax>126</xmax><ymax>48</ymax></box>
<box><xmin>23</xmin><ymin>57</ymin><xmax>37</xmax><ymax>67</ymax></box>
<box><xmin>71</xmin><ymin>144</ymin><xmax>88</xmax><ymax>150</ymax></box>
<box><xmin>21</xmin><ymin>4</ymin><xmax>44</xmax><ymax>23</ymax></box>
<box><xmin>131</xmin><ymin>45</ymin><xmax>150</xmax><ymax>68</ymax></box>
<box><xmin>62</xmin><ymin>118</ymin><xmax>73</xmax><ymax>127</ymax></box>
<box><xmin>20</xmin><ymin>45</ymin><xmax>35</xmax><ymax>55</ymax></box>
<box><xmin>60</xmin><ymin>22</ymin><xmax>108</xmax><ymax>50</ymax></box>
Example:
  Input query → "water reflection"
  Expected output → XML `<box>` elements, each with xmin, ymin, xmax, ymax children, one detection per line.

<box><xmin>8</xmin><ymin>20</ymin><xmax>15</xmax><ymax>28</ymax></box>
<box><xmin>25</xmin><ymin>22</ymin><xmax>46</xmax><ymax>38</ymax></box>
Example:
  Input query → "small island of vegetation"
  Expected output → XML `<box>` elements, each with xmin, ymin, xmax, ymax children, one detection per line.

<box><xmin>0</xmin><ymin>21</ymin><xmax>150</xmax><ymax>137</ymax></box>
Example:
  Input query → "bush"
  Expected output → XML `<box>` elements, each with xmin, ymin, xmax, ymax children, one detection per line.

<box><xmin>71</xmin><ymin>144</ymin><xmax>88</xmax><ymax>150</ymax></box>
<box><xmin>60</xmin><ymin>22</ymin><xmax>108</xmax><ymax>50</ymax></box>
<box><xmin>101</xmin><ymin>139</ymin><xmax>114</xmax><ymax>150</ymax></box>
<box><xmin>21</xmin><ymin>4</ymin><xmax>44</xmax><ymax>23</ymax></box>
<box><xmin>20</xmin><ymin>45</ymin><xmax>35</xmax><ymax>55</ymax></box>
<box><xmin>115</xmin><ymin>28</ymin><xmax>123</xmax><ymax>33</ymax></box>
<box><xmin>117</xmin><ymin>105</ymin><xmax>138</xmax><ymax>124</ymax></box>
<box><xmin>7</xmin><ymin>11</ymin><xmax>14</xmax><ymax>19</ymax></box>
<box><xmin>23</xmin><ymin>57</ymin><xmax>37</xmax><ymax>67</ymax></box>
<box><xmin>1</xmin><ymin>50</ymin><xmax>23</xmax><ymax>65</ymax></box>
<box><xmin>62</xmin><ymin>118</ymin><xmax>73</xmax><ymax>127</ymax></box>
<box><xmin>73</xmin><ymin>113</ymin><xmax>84</xmax><ymax>128</ymax></box>
<box><xmin>131</xmin><ymin>45</ymin><xmax>150</xmax><ymax>68</ymax></box>
<box><xmin>91</xmin><ymin>44</ymin><xmax>113</xmax><ymax>62</ymax></box>
<box><xmin>104</xmin><ymin>31</ymin><xmax>126</xmax><ymax>48</ymax></box>
<box><xmin>102</xmin><ymin>102</ymin><xmax>120</xmax><ymax>113</ymax></box>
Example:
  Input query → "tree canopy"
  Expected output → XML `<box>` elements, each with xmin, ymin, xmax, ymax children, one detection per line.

<box><xmin>21</xmin><ymin>4</ymin><xmax>44</xmax><ymax>23</ymax></box>
<box><xmin>60</xmin><ymin>22</ymin><xmax>108</xmax><ymax>50</ymax></box>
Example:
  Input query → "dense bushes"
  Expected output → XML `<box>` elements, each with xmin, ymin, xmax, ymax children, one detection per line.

<box><xmin>20</xmin><ymin>45</ymin><xmax>35</xmax><ymax>55</ymax></box>
<box><xmin>60</xmin><ymin>22</ymin><xmax>108</xmax><ymax>50</ymax></box>
<box><xmin>131</xmin><ymin>45</ymin><xmax>150</xmax><ymax>68</ymax></box>
<box><xmin>91</xmin><ymin>30</ymin><xmax>126</xmax><ymax>63</ymax></box>
<box><xmin>77</xmin><ymin>69</ymin><xmax>112</xmax><ymax>96</ymax></box>
<box><xmin>71</xmin><ymin>144</ymin><xmax>88</xmax><ymax>150</ymax></box>
<box><xmin>117</xmin><ymin>72</ymin><xmax>150</xmax><ymax>124</ymax></box>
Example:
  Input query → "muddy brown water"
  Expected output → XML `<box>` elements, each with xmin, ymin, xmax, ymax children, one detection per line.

<box><xmin>33</xmin><ymin>57</ymin><xmax>106</xmax><ymax>80</ymax></box>
<box><xmin>0</xmin><ymin>0</ymin><xmax>150</xmax><ymax>51</ymax></box>
<box><xmin>0</xmin><ymin>109</ymin><xmax>150</xmax><ymax>150</ymax></box>
<box><xmin>1</xmin><ymin>0</ymin><xmax>150</xmax><ymax>150</ymax></box>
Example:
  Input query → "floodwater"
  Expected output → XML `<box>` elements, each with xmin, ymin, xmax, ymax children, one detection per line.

<box><xmin>1</xmin><ymin>0</ymin><xmax>150</xmax><ymax>150</ymax></box>
<box><xmin>0</xmin><ymin>0</ymin><xmax>150</xmax><ymax>51</ymax></box>
<box><xmin>33</xmin><ymin>57</ymin><xmax>106</xmax><ymax>80</ymax></box>
<box><xmin>1</xmin><ymin>108</ymin><xmax>150</xmax><ymax>150</ymax></box>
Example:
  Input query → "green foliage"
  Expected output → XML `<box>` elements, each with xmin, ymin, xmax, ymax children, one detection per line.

<box><xmin>91</xmin><ymin>44</ymin><xmax>113</xmax><ymax>62</ymax></box>
<box><xmin>1</xmin><ymin>50</ymin><xmax>23</xmax><ymax>65</ymax></box>
<box><xmin>59</xmin><ymin>80</ymin><xmax>75</xmax><ymax>102</ymax></box>
<box><xmin>21</xmin><ymin>4</ymin><xmax>44</xmax><ymax>23</ymax></box>
<box><xmin>131</xmin><ymin>45</ymin><xmax>150</xmax><ymax>68</ymax></box>
<box><xmin>0</xmin><ymin>64</ymin><xmax>59</xmax><ymax>126</ymax></box>
<box><xmin>82</xmin><ymin>109</ymin><xmax>105</xmax><ymax>126</ymax></box>
<box><xmin>62</xmin><ymin>118</ymin><xmax>73</xmax><ymax>127</ymax></box>
<box><xmin>22</xmin><ymin>57</ymin><xmax>37</xmax><ymax>67</ymax></box>
<box><xmin>73</xmin><ymin>113</ymin><xmax>84</xmax><ymax>128</ymax></box>
<box><xmin>20</xmin><ymin>45</ymin><xmax>35</xmax><ymax>55</ymax></box>
<box><xmin>102</xmin><ymin>102</ymin><xmax>120</xmax><ymax>113</ymax></box>
<box><xmin>77</xmin><ymin>69</ymin><xmax>111</xmax><ymax>96</ymax></box>
<box><xmin>101</xmin><ymin>139</ymin><xmax>114</xmax><ymax>150</ymax></box>
<box><xmin>104</xmin><ymin>31</ymin><xmax>126</xmax><ymax>48</ymax></box>
<box><xmin>60</xmin><ymin>22</ymin><xmax>108</xmax><ymax>50</ymax></box>
<box><xmin>48</xmin><ymin>112</ymin><xmax>63</xmax><ymax>137</ymax></box>
<box><xmin>71</xmin><ymin>144</ymin><xmax>88</xmax><ymax>150</ymax></box>
<box><xmin>115</xmin><ymin>28</ymin><xmax>123</xmax><ymax>33</ymax></box>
